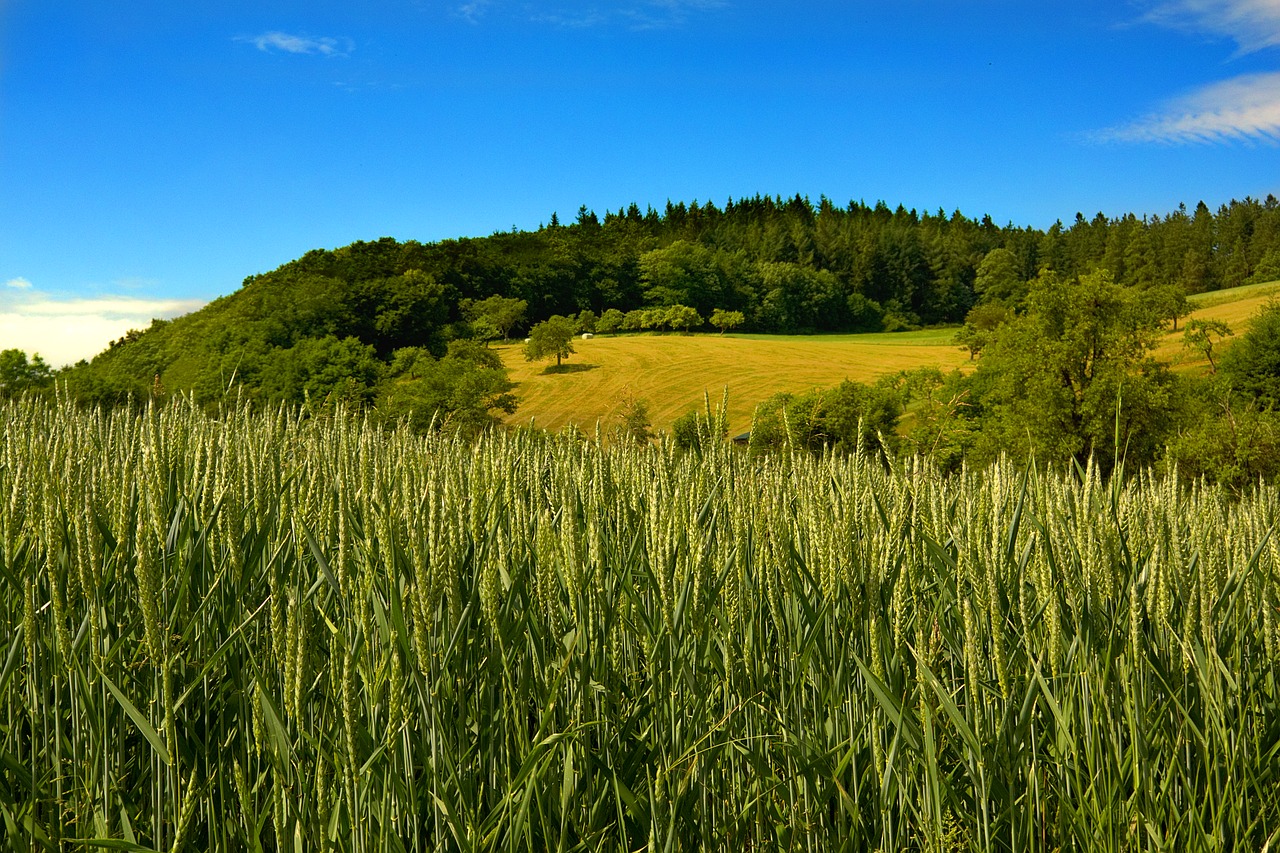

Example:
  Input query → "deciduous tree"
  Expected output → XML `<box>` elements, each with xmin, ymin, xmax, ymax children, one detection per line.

<box><xmin>973</xmin><ymin>247</ymin><xmax>1026</xmax><ymax>307</ymax></box>
<box><xmin>1183</xmin><ymin>318</ymin><xmax>1233</xmax><ymax>373</ymax></box>
<box><xmin>1222</xmin><ymin>300</ymin><xmax>1280</xmax><ymax>406</ymax></box>
<box><xmin>524</xmin><ymin>316</ymin><xmax>577</xmax><ymax>368</ymax></box>
<box><xmin>596</xmin><ymin>308</ymin><xmax>625</xmax><ymax>334</ymax></box>
<box><xmin>0</xmin><ymin>349</ymin><xmax>53</xmax><ymax>398</ymax></box>
<box><xmin>972</xmin><ymin>269</ymin><xmax>1175</xmax><ymax>468</ymax></box>
<box><xmin>665</xmin><ymin>304</ymin><xmax>702</xmax><ymax>334</ymax></box>
<box><xmin>953</xmin><ymin>303</ymin><xmax>1010</xmax><ymax>360</ymax></box>
<box><xmin>709</xmin><ymin>308</ymin><xmax>745</xmax><ymax>334</ymax></box>
<box><xmin>376</xmin><ymin>340</ymin><xmax>517</xmax><ymax>435</ymax></box>
<box><xmin>462</xmin><ymin>295</ymin><xmax>528</xmax><ymax>341</ymax></box>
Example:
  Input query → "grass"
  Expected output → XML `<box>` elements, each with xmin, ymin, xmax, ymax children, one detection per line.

<box><xmin>1186</xmin><ymin>279</ymin><xmax>1280</xmax><ymax>310</ymax></box>
<box><xmin>1153</xmin><ymin>279</ymin><xmax>1280</xmax><ymax>367</ymax></box>
<box><xmin>497</xmin><ymin>331</ymin><xmax>973</xmax><ymax>436</ymax></box>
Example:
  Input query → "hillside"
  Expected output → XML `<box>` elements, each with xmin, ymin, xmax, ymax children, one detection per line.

<box><xmin>58</xmin><ymin>193</ymin><xmax>1280</xmax><ymax>410</ymax></box>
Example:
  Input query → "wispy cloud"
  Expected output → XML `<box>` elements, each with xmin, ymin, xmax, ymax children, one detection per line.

<box><xmin>1092</xmin><ymin>71</ymin><xmax>1280</xmax><ymax>143</ymax></box>
<box><xmin>456</xmin><ymin>0</ymin><xmax>725</xmax><ymax>30</ymax></box>
<box><xmin>1144</xmin><ymin>0</ymin><xmax>1280</xmax><ymax>54</ymax></box>
<box><xmin>456</xmin><ymin>1</ymin><xmax>492</xmax><ymax>23</ymax></box>
<box><xmin>624</xmin><ymin>0</ymin><xmax>727</xmax><ymax>28</ymax></box>
<box><xmin>240</xmin><ymin>31</ymin><xmax>353</xmax><ymax>57</ymax></box>
<box><xmin>0</xmin><ymin>284</ymin><xmax>205</xmax><ymax>367</ymax></box>
<box><xmin>531</xmin><ymin>9</ymin><xmax>608</xmax><ymax>28</ymax></box>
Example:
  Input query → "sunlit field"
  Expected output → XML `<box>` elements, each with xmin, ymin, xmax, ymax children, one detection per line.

<box><xmin>501</xmin><ymin>281</ymin><xmax>1280</xmax><ymax>436</ymax></box>
<box><xmin>1153</xmin><ymin>279</ymin><xmax>1280</xmax><ymax>367</ymax></box>
<box><xmin>497</xmin><ymin>329</ymin><xmax>971</xmax><ymax>436</ymax></box>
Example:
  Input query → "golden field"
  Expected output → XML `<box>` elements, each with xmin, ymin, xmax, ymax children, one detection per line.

<box><xmin>497</xmin><ymin>329</ymin><xmax>972</xmax><ymax>436</ymax></box>
<box><xmin>500</xmin><ymin>281</ymin><xmax>1280</xmax><ymax>436</ymax></box>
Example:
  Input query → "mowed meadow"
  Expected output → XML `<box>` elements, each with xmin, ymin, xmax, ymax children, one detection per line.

<box><xmin>3</xmin><ymin>397</ymin><xmax>1280</xmax><ymax>850</ymax></box>
<box><xmin>501</xmin><ymin>281</ymin><xmax>1280</xmax><ymax>436</ymax></box>
<box><xmin>1152</xmin><ymin>280</ymin><xmax>1280</xmax><ymax>366</ymax></box>
<box><xmin>497</xmin><ymin>329</ymin><xmax>972</xmax><ymax>436</ymax></box>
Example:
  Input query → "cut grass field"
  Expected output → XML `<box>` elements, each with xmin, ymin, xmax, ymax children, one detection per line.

<box><xmin>501</xmin><ymin>280</ymin><xmax>1280</xmax><ymax>436</ymax></box>
<box><xmin>497</xmin><ymin>328</ymin><xmax>973</xmax><ymax>436</ymax></box>
<box><xmin>1152</xmin><ymin>279</ymin><xmax>1280</xmax><ymax>367</ymax></box>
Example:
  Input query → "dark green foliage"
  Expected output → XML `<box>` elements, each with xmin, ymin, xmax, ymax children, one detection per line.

<box><xmin>973</xmin><ymin>247</ymin><xmax>1026</xmax><ymax>308</ymax></box>
<box><xmin>1222</xmin><ymin>299</ymin><xmax>1280</xmax><ymax>407</ymax></box>
<box><xmin>967</xmin><ymin>269</ymin><xmax>1176</xmax><ymax>469</ymax></box>
<box><xmin>671</xmin><ymin>410</ymin><xmax>704</xmax><ymax>450</ymax></box>
<box><xmin>63</xmin><ymin>248</ymin><xmax>453</xmax><ymax>409</ymax></box>
<box><xmin>256</xmin><ymin>335</ymin><xmax>385</xmax><ymax>408</ymax></box>
<box><xmin>0</xmin><ymin>349</ymin><xmax>53</xmax><ymax>398</ymax></box>
<box><xmin>375</xmin><ymin>340</ymin><xmax>517</xmax><ymax>435</ymax></box>
<box><xmin>748</xmin><ymin>378</ymin><xmax>903</xmax><ymax>456</ymax></box>
<box><xmin>640</xmin><ymin>240</ymin><xmax>736</xmax><ymax>316</ymax></box>
<box><xmin>1250</xmin><ymin>246</ymin><xmax>1280</xmax><ymax>284</ymax></box>
<box><xmin>898</xmin><ymin>368</ymin><xmax>980</xmax><ymax>472</ymax></box>
<box><xmin>60</xmin><ymin>192</ymin><xmax>1280</xmax><ymax>411</ymax></box>
<box><xmin>845</xmin><ymin>291</ymin><xmax>885</xmax><ymax>332</ymax></box>
<box><xmin>754</xmin><ymin>262</ymin><xmax>844</xmax><ymax>332</ymax></box>
<box><xmin>49</xmin><ymin>192</ymin><xmax>1280</xmax><ymax>490</ymax></box>
<box><xmin>461</xmin><ymin>294</ymin><xmax>528</xmax><ymax>342</ymax></box>
<box><xmin>1166</xmin><ymin>375</ymin><xmax>1280</xmax><ymax>491</ymax></box>
<box><xmin>1140</xmin><ymin>282</ymin><xmax>1191</xmax><ymax>330</ymax></box>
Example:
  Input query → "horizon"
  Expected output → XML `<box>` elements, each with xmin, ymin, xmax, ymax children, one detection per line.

<box><xmin>4</xmin><ymin>1</ymin><xmax>1280</xmax><ymax>365</ymax></box>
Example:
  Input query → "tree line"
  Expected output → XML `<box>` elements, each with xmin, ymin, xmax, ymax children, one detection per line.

<box><xmin>10</xmin><ymin>191</ymin><xmax>1278</xmax><ymax>485</ymax></box>
<box><xmin>263</xmin><ymin>192</ymin><xmax>1280</xmax><ymax>334</ymax></box>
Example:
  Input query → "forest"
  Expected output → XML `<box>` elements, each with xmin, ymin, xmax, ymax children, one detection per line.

<box><xmin>9</xmin><ymin>192</ymin><xmax>1280</xmax><ymax>486</ymax></box>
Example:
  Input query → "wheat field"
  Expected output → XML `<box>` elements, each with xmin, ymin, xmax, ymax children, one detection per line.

<box><xmin>2</xmin><ymin>396</ymin><xmax>1279</xmax><ymax>850</ymax></box>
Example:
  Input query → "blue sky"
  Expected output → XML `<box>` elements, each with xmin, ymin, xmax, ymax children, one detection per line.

<box><xmin>3</xmin><ymin>1</ymin><xmax>1280</xmax><ymax>364</ymax></box>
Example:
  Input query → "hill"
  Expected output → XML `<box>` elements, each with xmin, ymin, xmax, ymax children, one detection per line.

<box><xmin>54</xmin><ymin>194</ymin><xmax>1280</xmax><ymax>434</ymax></box>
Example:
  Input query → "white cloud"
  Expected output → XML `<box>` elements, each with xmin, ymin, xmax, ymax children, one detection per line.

<box><xmin>242</xmin><ymin>31</ymin><xmax>352</xmax><ymax>57</ymax></box>
<box><xmin>1145</xmin><ymin>0</ymin><xmax>1280</xmax><ymax>53</ymax></box>
<box><xmin>456</xmin><ymin>1</ymin><xmax>491</xmax><ymax>23</ymax></box>
<box><xmin>4</xmin><ymin>277</ymin><xmax>32</xmax><ymax>290</ymax></box>
<box><xmin>1093</xmin><ymin>71</ymin><xmax>1280</xmax><ymax>143</ymax></box>
<box><xmin>458</xmin><ymin>0</ymin><xmax>725</xmax><ymax>29</ymax></box>
<box><xmin>646</xmin><ymin>0</ymin><xmax>726</xmax><ymax>10</ymax></box>
<box><xmin>532</xmin><ymin>9</ymin><xmax>608</xmax><ymax>28</ymax></box>
<box><xmin>0</xmin><ymin>287</ymin><xmax>205</xmax><ymax>368</ymax></box>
